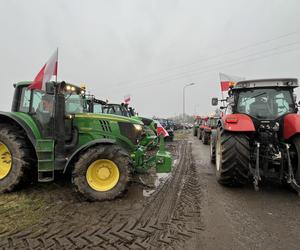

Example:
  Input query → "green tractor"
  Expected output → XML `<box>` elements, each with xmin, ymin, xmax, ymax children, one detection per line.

<box><xmin>0</xmin><ymin>81</ymin><xmax>172</xmax><ymax>201</ymax></box>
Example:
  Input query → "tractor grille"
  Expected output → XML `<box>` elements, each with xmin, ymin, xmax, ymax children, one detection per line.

<box><xmin>99</xmin><ymin>120</ymin><xmax>112</xmax><ymax>132</ymax></box>
<box><xmin>118</xmin><ymin>122</ymin><xmax>140</xmax><ymax>145</ymax></box>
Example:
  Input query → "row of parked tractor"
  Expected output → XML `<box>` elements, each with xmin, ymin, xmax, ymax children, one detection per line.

<box><xmin>193</xmin><ymin>78</ymin><xmax>300</xmax><ymax>195</ymax></box>
<box><xmin>192</xmin><ymin>116</ymin><xmax>219</xmax><ymax>144</ymax></box>
<box><xmin>0</xmin><ymin>81</ymin><xmax>173</xmax><ymax>202</ymax></box>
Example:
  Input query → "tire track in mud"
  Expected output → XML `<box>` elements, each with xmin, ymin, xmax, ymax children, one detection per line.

<box><xmin>0</xmin><ymin>140</ymin><xmax>203</xmax><ymax>249</ymax></box>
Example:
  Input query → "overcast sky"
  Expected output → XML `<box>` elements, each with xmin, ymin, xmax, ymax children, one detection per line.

<box><xmin>1</xmin><ymin>0</ymin><xmax>300</xmax><ymax>117</ymax></box>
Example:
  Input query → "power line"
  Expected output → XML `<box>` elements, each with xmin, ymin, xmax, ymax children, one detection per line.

<box><xmin>111</xmin><ymin>29</ymin><xmax>300</xmax><ymax>88</ymax></box>
<box><xmin>112</xmin><ymin>41</ymin><xmax>300</xmax><ymax>93</ymax></box>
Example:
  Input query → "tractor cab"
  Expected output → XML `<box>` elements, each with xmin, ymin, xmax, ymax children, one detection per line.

<box><xmin>231</xmin><ymin>79</ymin><xmax>297</xmax><ymax>121</ymax></box>
<box><xmin>102</xmin><ymin>103</ymin><xmax>130</xmax><ymax>117</ymax></box>
<box><xmin>84</xmin><ymin>95</ymin><xmax>107</xmax><ymax>114</ymax></box>
<box><xmin>211</xmin><ymin>78</ymin><xmax>300</xmax><ymax>193</ymax></box>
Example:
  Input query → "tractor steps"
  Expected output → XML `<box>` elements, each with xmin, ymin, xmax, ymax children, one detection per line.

<box><xmin>35</xmin><ymin>139</ymin><xmax>55</xmax><ymax>182</ymax></box>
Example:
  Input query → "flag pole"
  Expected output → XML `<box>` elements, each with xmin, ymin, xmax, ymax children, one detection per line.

<box><xmin>56</xmin><ymin>47</ymin><xmax>58</xmax><ymax>83</ymax></box>
<box><xmin>219</xmin><ymin>73</ymin><xmax>225</xmax><ymax>106</ymax></box>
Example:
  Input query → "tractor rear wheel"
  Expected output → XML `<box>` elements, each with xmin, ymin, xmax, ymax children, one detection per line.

<box><xmin>202</xmin><ymin>131</ymin><xmax>209</xmax><ymax>145</ymax></box>
<box><xmin>72</xmin><ymin>144</ymin><xmax>131</xmax><ymax>201</ymax></box>
<box><xmin>0</xmin><ymin>125</ymin><xmax>32</xmax><ymax>193</ymax></box>
<box><xmin>215</xmin><ymin>128</ymin><xmax>250</xmax><ymax>186</ymax></box>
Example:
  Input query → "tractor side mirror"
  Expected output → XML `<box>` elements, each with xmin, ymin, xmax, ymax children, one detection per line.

<box><xmin>212</xmin><ymin>98</ymin><xmax>218</xmax><ymax>106</ymax></box>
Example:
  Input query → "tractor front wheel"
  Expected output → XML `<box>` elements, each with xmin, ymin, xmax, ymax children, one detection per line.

<box><xmin>72</xmin><ymin>144</ymin><xmax>131</xmax><ymax>201</ymax></box>
<box><xmin>215</xmin><ymin>128</ymin><xmax>250</xmax><ymax>186</ymax></box>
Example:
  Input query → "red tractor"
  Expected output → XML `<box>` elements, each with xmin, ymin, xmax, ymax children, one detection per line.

<box><xmin>201</xmin><ymin>116</ymin><xmax>219</xmax><ymax>145</ymax></box>
<box><xmin>211</xmin><ymin>78</ymin><xmax>300</xmax><ymax>193</ymax></box>
<box><xmin>197</xmin><ymin>116</ymin><xmax>209</xmax><ymax>140</ymax></box>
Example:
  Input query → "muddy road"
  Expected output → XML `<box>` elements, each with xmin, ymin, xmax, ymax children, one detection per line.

<box><xmin>1</xmin><ymin>132</ymin><xmax>300</xmax><ymax>249</ymax></box>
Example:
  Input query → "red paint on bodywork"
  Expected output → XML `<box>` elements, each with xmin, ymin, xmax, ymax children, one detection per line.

<box><xmin>222</xmin><ymin>114</ymin><xmax>255</xmax><ymax>132</ymax></box>
<box><xmin>283</xmin><ymin>114</ymin><xmax>300</xmax><ymax>140</ymax></box>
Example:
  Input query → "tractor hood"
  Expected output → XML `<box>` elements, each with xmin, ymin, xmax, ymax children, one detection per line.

<box><xmin>75</xmin><ymin>113</ymin><xmax>144</xmax><ymax>125</ymax></box>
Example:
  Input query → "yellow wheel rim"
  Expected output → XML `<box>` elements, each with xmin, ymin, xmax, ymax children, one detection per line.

<box><xmin>86</xmin><ymin>159</ymin><xmax>120</xmax><ymax>192</ymax></box>
<box><xmin>0</xmin><ymin>142</ymin><xmax>12</xmax><ymax>180</ymax></box>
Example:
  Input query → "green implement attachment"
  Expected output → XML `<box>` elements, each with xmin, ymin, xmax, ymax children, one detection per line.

<box><xmin>134</xmin><ymin>135</ymin><xmax>172</xmax><ymax>173</ymax></box>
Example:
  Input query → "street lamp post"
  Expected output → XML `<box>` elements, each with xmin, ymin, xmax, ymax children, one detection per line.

<box><xmin>183</xmin><ymin>83</ymin><xmax>195</xmax><ymax>126</ymax></box>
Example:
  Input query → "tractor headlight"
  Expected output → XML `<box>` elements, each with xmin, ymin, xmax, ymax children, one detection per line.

<box><xmin>133</xmin><ymin>124</ymin><xmax>143</xmax><ymax>132</ymax></box>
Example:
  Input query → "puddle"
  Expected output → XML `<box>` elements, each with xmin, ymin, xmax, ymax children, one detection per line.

<box><xmin>143</xmin><ymin>173</ymin><xmax>172</xmax><ymax>197</ymax></box>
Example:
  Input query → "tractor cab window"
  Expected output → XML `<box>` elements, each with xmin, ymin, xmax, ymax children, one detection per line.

<box><xmin>236</xmin><ymin>88</ymin><xmax>294</xmax><ymax>119</ymax></box>
<box><xmin>103</xmin><ymin>105</ymin><xmax>123</xmax><ymax>116</ymax></box>
<box><xmin>32</xmin><ymin>90</ymin><xmax>54</xmax><ymax>137</ymax></box>
<box><xmin>209</xmin><ymin>118</ymin><xmax>218</xmax><ymax>127</ymax></box>
<box><xmin>93</xmin><ymin>103</ymin><xmax>103</xmax><ymax>114</ymax></box>
<box><xmin>65</xmin><ymin>93</ymin><xmax>85</xmax><ymax>114</ymax></box>
<box><xmin>19</xmin><ymin>87</ymin><xmax>31</xmax><ymax>112</ymax></box>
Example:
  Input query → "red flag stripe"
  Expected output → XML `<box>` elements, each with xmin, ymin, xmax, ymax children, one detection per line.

<box><xmin>220</xmin><ymin>81</ymin><xmax>230</xmax><ymax>91</ymax></box>
<box><xmin>28</xmin><ymin>64</ymin><xmax>46</xmax><ymax>90</ymax></box>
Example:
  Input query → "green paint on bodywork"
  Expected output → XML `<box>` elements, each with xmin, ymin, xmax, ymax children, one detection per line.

<box><xmin>73</xmin><ymin>115</ymin><xmax>137</xmax><ymax>152</ymax></box>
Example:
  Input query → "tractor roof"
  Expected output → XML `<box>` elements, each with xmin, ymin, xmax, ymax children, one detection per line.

<box><xmin>14</xmin><ymin>81</ymin><xmax>84</xmax><ymax>91</ymax></box>
<box><xmin>233</xmin><ymin>78</ymin><xmax>298</xmax><ymax>90</ymax></box>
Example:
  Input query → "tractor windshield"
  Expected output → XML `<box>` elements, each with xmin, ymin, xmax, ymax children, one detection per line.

<box><xmin>236</xmin><ymin>88</ymin><xmax>294</xmax><ymax>119</ymax></box>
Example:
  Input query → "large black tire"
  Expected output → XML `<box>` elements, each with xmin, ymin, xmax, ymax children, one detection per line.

<box><xmin>202</xmin><ymin>131</ymin><xmax>209</xmax><ymax>145</ymax></box>
<box><xmin>193</xmin><ymin>127</ymin><xmax>197</xmax><ymax>136</ymax></box>
<box><xmin>72</xmin><ymin>144</ymin><xmax>131</xmax><ymax>201</ymax></box>
<box><xmin>290</xmin><ymin>136</ymin><xmax>300</xmax><ymax>183</ymax></box>
<box><xmin>0</xmin><ymin>125</ymin><xmax>33</xmax><ymax>193</ymax></box>
<box><xmin>210</xmin><ymin>130</ymin><xmax>216</xmax><ymax>163</ymax></box>
<box><xmin>215</xmin><ymin>128</ymin><xmax>250</xmax><ymax>186</ymax></box>
<box><xmin>197</xmin><ymin>128</ymin><xmax>202</xmax><ymax>140</ymax></box>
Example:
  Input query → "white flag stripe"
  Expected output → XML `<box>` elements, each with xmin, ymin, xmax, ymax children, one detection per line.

<box><xmin>219</xmin><ymin>72</ymin><xmax>245</xmax><ymax>82</ymax></box>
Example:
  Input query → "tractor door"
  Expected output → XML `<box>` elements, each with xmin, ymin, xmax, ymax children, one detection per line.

<box><xmin>30</xmin><ymin>90</ymin><xmax>55</xmax><ymax>138</ymax></box>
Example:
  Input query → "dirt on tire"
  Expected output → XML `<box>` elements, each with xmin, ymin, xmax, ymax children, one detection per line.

<box><xmin>0</xmin><ymin>138</ymin><xmax>204</xmax><ymax>249</ymax></box>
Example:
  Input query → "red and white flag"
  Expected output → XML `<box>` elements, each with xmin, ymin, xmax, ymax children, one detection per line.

<box><xmin>124</xmin><ymin>94</ymin><xmax>131</xmax><ymax>104</ymax></box>
<box><xmin>219</xmin><ymin>73</ymin><xmax>245</xmax><ymax>92</ymax></box>
<box><xmin>28</xmin><ymin>49</ymin><xmax>58</xmax><ymax>91</ymax></box>
<box><xmin>156</xmin><ymin>121</ymin><xmax>169</xmax><ymax>138</ymax></box>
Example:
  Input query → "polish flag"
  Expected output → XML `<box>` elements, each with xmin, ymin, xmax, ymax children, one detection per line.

<box><xmin>124</xmin><ymin>95</ymin><xmax>131</xmax><ymax>104</ymax></box>
<box><xmin>28</xmin><ymin>49</ymin><xmax>58</xmax><ymax>91</ymax></box>
<box><xmin>156</xmin><ymin>121</ymin><xmax>169</xmax><ymax>138</ymax></box>
<box><xmin>220</xmin><ymin>73</ymin><xmax>245</xmax><ymax>92</ymax></box>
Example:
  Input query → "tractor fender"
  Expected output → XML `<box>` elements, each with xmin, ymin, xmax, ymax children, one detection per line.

<box><xmin>221</xmin><ymin>114</ymin><xmax>255</xmax><ymax>132</ymax></box>
<box><xmin>283</xmin><ymin>114</ymin><xmax>300</xmax><ymax>140</ymax></box>
<box><xmin>0</xmin><ymin>112</ymin><xmax>37</xmax><ymax>145</ymax></box>
<box><xmin>63</xmin><ymin>138</ymin><xmax>117</xmax><ymax>173</ymax></box>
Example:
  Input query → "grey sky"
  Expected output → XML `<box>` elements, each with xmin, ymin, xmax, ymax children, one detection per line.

<box><xmin>0</xmin><ymin>0</ymin><xmax>300</xmax><ymax>117</ymax></box>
